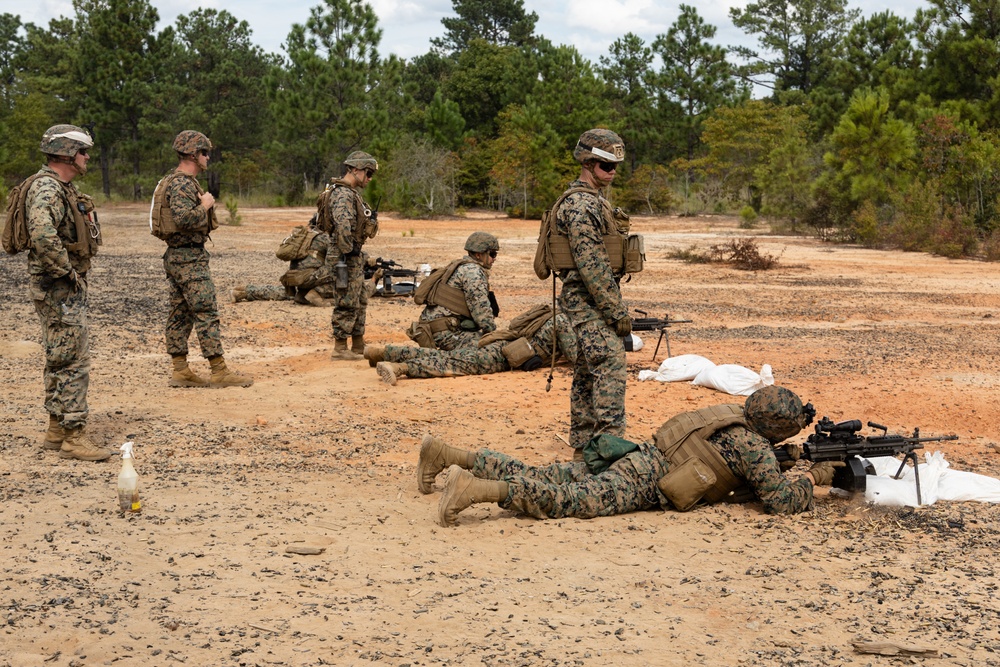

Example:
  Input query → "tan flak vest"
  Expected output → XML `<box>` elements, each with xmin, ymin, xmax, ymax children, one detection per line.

<box><xmin>314</xmin><ymin>179</ymin><xmax>376</xmax><ymax>245</ymax></box>
<box><xmin>533</xmin><ymin>186</ymin><xmax>643</xmax><ymax>279</ymax></box>
<box><xmin>653</xmin><ymin>404</ymin><xmax>750</xmax><ymax>504</ymax></box>
<box><xmin>149</xmin><ymin>171</ymin><xmax>218</xmax><ymax>241</ymax></box>
<box><xmin>4</xmin><ymin>172</ymin><xmax>101</xmax><ymax>259</ymax></box>
<box><xmin>412</xmin><ymin>257</ymin><xmax>480</xmax><ymax>319</ymax></box>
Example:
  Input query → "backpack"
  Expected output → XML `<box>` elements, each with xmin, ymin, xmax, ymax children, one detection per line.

<box><xmin>276</xmin><ymin>225</ymin><xmax>318</xmax><ymax>261</ymax></box>
<box><xmin>533</xmin><ymin>186</ymin><xmax>597</xmax><ymax>280</ymax></box>
<box><xmin>2</xmin><ymin>173</ymin><xmax>45</xmax><ymax>255</ymax></box>
<box><xmin>412</xmin><ymin>257</ymin><xmax>475</xmax><ymax>318</ymax></box>
<box><xmin>509</xmin><ymin>304</ymin><xmax>554</xmax><ymax>339</ymax></box>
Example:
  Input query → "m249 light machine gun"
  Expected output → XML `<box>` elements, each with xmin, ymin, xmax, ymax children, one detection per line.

<box><xmin>774</xmin><ymin>417</ymin><xmax>959</xmax><ymax>505</ymax></box>
<box><xmin>629</xmin><ymin>309</ymin><xmax>692</xmax><ymax>359</ymax></box>
<box><xmin>365</xmin><ymin>258</ymin><xmax>419</xmax><ymax>297</ymax></box>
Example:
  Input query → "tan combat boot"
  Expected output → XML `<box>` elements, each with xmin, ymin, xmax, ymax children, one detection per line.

<box><xmin>350</xmin><ymin>334</ymin><xmax>366</xmax><ymax>356</ymax></box>
<box><xmin>364</xmin><ymin>345</ymin><xmax>386</xmax><ymax>368</ymax></box>
<box><xmin>59</xmin><ymin>426</ymin><xmax>113</xmax><ymax>461</ymax></box>
<box><xmin>208</xmin><ymin>356</ymin><xmax>254</xmax><ymax>388</ymax></box>
<box><xmin>231</xmin><ymin>287</ymin><xmax>247</xmax><ymax>303</ymax></box>
<box><xmin>42</xmin><ymin>414</ymin><xmax>64</xmax><ymax>451</ymax></box>
<box><xmin>331</xmin><ymin>338</ymin><xmax>363</xmax><ymax>360</ymax></box>
<box><xmin>376</xmin><ymin>361</ymin><xmax>408</xmax><ymax>385</ymax></box>
<box><xmin>437</xmin><ymin>466</ymin><xmax>509</xmax><ymax>527</ymax></box>
<box><xmin>417</xmin><ymin>435</ymin><xmax>475</xmax><ymax>494</ymax></box>
<box><xmin>303</xmin><ymin>289</ymin><xmax>332</xmax><ymax>307</ymax></box>
<box><xmin>170</xmin><ymin>354</ymin><xmax>209</xmax><ymax>388</ymax></box>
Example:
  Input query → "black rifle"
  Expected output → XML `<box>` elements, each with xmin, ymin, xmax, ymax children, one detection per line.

<box><xmin>774</xmin><ymin>417</ymin><xmax>958</xmax><ymax>505</ymax></box>
<box><xmin>630</xmin><ymin>309</ymin><xmax>693</xmax><ymax>359</ymax></box>
<box><xmin>365</xmin><ymin>257</ymin><xmax>418</xmax><ymax>297</ymax></box>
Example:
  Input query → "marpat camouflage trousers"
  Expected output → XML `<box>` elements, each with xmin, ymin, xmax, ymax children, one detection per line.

<box><xmin>163</xmin><ymin>247</ymin><xmax>223</xmax><ymax>359</ymax></box>
<box><xmin>568</xmin><ymin>316</ymin><xmax>626</xmax><ymax>449</ymax></box>
<box><xmin>474</xmin><ymin>445</ymin><xmax>664</xmax><ymax>519</ymax></box>
<box><xmin>382</xmin><ymin>343</ymin><xmax>509</xmax><ymax>377</ymax></box>
<box><xmin>331</xmin><ymin>255</ymin><xmax>368</xmax><ymax>339</ymax></box>
<box><xmin>30</xmin><ymin>274</ymin><xmax>90</xmax><ymax>429</ymax></box>
<box><xmin>244</xmin><ymin>284</ymin><xmax>292</xmax><ymax>301</ymax></box>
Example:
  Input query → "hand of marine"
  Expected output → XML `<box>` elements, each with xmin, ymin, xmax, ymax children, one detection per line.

<box><xmin>614</xmin><ymin>315</ymin><xmax>632</xmax><ymax>337</ymax></box>
<box><xmin>808</xmin><ymin>461</ymin><xmax>845</xmax><ymax>486</ymax></box>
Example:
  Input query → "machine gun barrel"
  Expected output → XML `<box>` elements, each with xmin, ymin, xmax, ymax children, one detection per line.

<box><xmin>631</xmin><ymin>309</ymin><xmax>692</xmax><ymax>359</ymax></box>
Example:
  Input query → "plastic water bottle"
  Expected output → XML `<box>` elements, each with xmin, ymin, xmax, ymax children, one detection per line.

<box><xmin>118</xmin><ymin>442</ymin><xmax>141</xmax><ymax>513</ymax></box>
<box><xmin>335</xmin><ymin>259</ymin><xmax>349</xmax><ymax>289</ymax></box>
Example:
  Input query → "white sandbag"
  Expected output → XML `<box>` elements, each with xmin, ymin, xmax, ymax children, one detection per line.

<box><xmin>863</xmin><ymin>453</ymin><xmax>946</xmax><ymax>507</ymax></box>
<box><xmin>691</xmin><ymin>363</ymin><xmax>774</xmax><ymax>396</ymax></box>
<box><xmin>637</xmin><ymin>354</ymin><xmax>716</xmax><ymax>383</ymax></box>
<box><xmin>627</xmin><ymin>333</ymin><xmax>644</xmax><ymax>351</ymax></box>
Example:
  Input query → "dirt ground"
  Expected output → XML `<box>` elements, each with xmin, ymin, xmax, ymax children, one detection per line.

<box><xmin>2</xmin><ymin>204</ymin><xmax>1000</xmax><ymax>667</ymax></box>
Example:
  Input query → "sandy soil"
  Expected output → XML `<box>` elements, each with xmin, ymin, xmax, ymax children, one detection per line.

<box><xmin>2</xmin><ymin>204</ymin><xmax>1000</xmax><ymax>667</ymax></box>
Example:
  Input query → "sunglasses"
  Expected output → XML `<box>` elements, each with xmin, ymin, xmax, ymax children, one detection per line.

<box><xmin>77</xmin><ymin>148</ymin><xmax>89</xmax><ymax>156</ymax></box>
<box><xmin>364</xmin><ymin>169</ymin><xmax>375</xmax><ymax>178</ymax></box>
<box><xmin>198</xmin><ymin>149</ymin><xmax>210</xmax><ymax>157</ymax></box>
<box><xmin>488</xmin><ymin>250</ymin><xmax>497</xmax><ymax>259</ymax></box>
<box><xmin>596</xmin><ymin>161</ymin><xmax>618</xmax><ymax>172</ymax></box>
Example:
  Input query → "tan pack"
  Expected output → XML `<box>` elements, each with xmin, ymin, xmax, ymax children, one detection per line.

<box><xmin>656</xmin><ymin>456</ymin><xmax>717</xmax><ymax>511</ymax></box>
<box><xmin>501</xmin><ymin>337</ymin><xmax>536</xmax><ymax>368</ymax></box>
<box><xmin>508</xmin><ymin>304</ymin><xmax>553</xmax><ymax>339</ymax></box>
<box><xmin>4</xmin><ymin>173</ymin><xmax>101</xmax><ymax>257</ymax></box>
<box><xmin>533</xmin><ymin>187</ymin><xmax>643</xmax><ymax>279</ymax></box>
<box><xmin>276</xmin><ymin>225</ymin><xmax>318</xmax><ymax>261</ymax></box>
<box><xmin>150</xmin><ymin>171</ymin><xmax>218</xmax><ymax>241</ymax></box>
<box><xmin>412</xmin><ymin>257</ymin><xmax>475</xmax><ymax>318</ymax></box>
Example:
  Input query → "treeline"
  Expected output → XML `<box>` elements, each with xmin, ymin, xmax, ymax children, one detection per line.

<box><xmin>4</xmin><ymin>0</ymin><xmax>1000</xmax><ymax>257</ymax></box>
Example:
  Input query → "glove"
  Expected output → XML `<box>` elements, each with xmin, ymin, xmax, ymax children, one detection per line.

<box><xmin>779</xmin><ymin>443</ymin><xmax>802</xmax><ymax>471</ymax></box>
<box><xmin>614</xmin><ymin>315</ymin><xmax>632</xmax><ymax>337</ymax></box>
<box><xmin>366</xmin><ymin>256</ymin><xmax>379</xmax><ymax>268</ymax></box>
<box><xmin>808</xmin><ymin>461</ymin><xmax>846</xmax><ymax>486</ymax></box>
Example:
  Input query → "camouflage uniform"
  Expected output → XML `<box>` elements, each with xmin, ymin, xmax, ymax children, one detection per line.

<box><xmin>474</xmin><ymin>418</ymin><xmax>813</xmax><ymax>519</ymax></box>
<box><xmin>419</xmin><ymin>258</ymin><xmax>496</xmax><ymax>350</ymax></box>
<box><xmin>161</xmin><ymin>170</ymin><xmax>223</xmax><ymax>359</ymax></box>
<box><xmin>243</xmin><ymin>233</ymin><xmax>334</xmax><ymax>302</ymax></box>
<box><xmin>556</xmin><ymin>179</ymin><xmax>629</xmax><ymax>450</ymax></box>
<box><xmin>325</xmin><ymin>182</ymin><xmax>374</xmax><ymax>339</ymax></box>
<box><xmin>384</xmin><ymin>314</ymin><xmax>575</xmax><ymax>378</ymax></box>
<box><xmin>25</xmin><ymin>165</ymin><xmax>96</xmax><ymax>430</ymax></box>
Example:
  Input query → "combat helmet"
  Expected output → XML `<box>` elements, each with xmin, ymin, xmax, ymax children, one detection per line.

<box><xmin>40</xmin><ymin>125</ymin><xmax>93</xmax><ymax>157</ymax></box>
<box><xmin>172</xmin><ymin>130</ymin><xmax>212</xmax><ymax>156</ymax></box>
<box><xmin>573</xmin><ymin>128</ymin><xmax>625</xmax><ymax>164</ymax></box>
<box><xmin>465</xmin><ymin>232</ymin><xmax>499</xmax><ymax>254</ymax></box>
<box><xmin>744</xmin><ymin>386</ymin><xmax>814</xmax><ymax>443</ymax></box>
<box><xmin>344</xmin><ymin>151</ymin><xmax>378</xmax><ymax>172</ymax></box>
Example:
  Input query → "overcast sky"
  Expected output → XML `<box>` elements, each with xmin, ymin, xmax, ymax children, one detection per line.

<box><xmin>14</xmin><ymin>0</ymin><xmax>928</xmax><ymax>66</ymax></box>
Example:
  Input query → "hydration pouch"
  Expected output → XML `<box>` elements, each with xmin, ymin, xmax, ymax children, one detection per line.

<box><xmin>656</xmin><ymin>456</ymin><xmax>717</xmax><ymax>512</ymax></box>
<box><xmin>501</xmin><ymin>337</ymin><xmax>535</xmax><ymax>368</ymax></box>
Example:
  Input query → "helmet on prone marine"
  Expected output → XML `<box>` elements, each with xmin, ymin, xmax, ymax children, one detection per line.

<box><xmin>743</xmin><ymin>385</ymin><xmax>815</xmax><ymax>444</ymax></box>
<box><xmin>172</xmin><ymin>130</ymin><xmax>212</xmax><ymax>158</ymax></box>
<box><xmin>573</xmin><ymin>128</ymin><xmax>625</xmax><ymax>166</ymax></box>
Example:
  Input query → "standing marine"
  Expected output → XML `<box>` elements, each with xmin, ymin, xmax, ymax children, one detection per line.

<box><xmin>550</xmin><ymin>129</ymin><xmax>631</xmax><ymax>458</ymax></box>
<box><xmin>317</xmin><ymin>151</ymin><xmax>379</xmax><ymax>360</ymax></box>
<box><xmin>150</xmin><ymin>130</ymin><xmax>253</xmax><ymax>388</ymax></box>
<box><xmin>17</xmin><ymin>124</ymin><xmax>111</xmax><ymax>461</ymax></box>
<box><xmin>406</xmin><ymin>232</ymin><xmax>500</xmax><ymax>351</ymax></box>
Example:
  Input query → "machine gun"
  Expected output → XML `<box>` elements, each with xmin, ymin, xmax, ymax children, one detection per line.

<box><xmin>365</xmin><ymin>257</ymin><xmax>419</xmax><ymax>297</ymax></box>
<box><xmin>630</xmin><ymin>309</ymin><xmax>693</xmax><ymax>359</ymax></box>
<box><xmin>774</xmin><ymin>417</ymin><xmax>958</xmax><ymax>505</ymax></box>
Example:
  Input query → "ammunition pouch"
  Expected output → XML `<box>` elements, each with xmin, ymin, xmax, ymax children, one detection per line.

<box><xmin>407</xmin><ymin>317</ymin><xmax>457</xmax><ymax>348</ymax></box>
<box><xmin>501</xmin><ymin>337</ymin><xmax>536</xmax><ymax>368</ymax></box>
<box><xmin>656</xmin><ymin>456</ymin><xmax>717</xmax><ymax>511</ymax></box>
